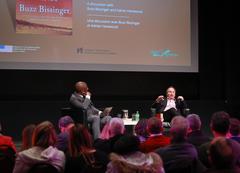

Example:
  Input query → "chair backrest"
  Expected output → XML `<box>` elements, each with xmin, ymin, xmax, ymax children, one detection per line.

<box><xmin>28</xmin><ymin>163</ymin><xmax>59</xmax><ymax>173</ymax></box>
<box><xmin>61</xmin><ymin>106</ymin><xmax>88</xmax><ymax>126</ymax></box>
<box><xmin>0</xmin><ymin>145</ymin><xmax>16</xmax><ymax>173</ymax></box>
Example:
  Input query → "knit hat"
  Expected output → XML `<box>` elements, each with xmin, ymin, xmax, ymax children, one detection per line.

<box><xmin>58</xmin><ymin>115</ymin><xmax>74</xmax><ymax>128</ymax></box>
<box><xmin>114</xmin><ymin>134</ymin><xmax>140</xmax><ymax>155</ymax></box>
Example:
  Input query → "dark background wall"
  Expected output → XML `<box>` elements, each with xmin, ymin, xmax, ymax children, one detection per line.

<box><xmin>0</xmin><ymin>0</ymin><xmax>236</xmax><ymax>141</ymax></box>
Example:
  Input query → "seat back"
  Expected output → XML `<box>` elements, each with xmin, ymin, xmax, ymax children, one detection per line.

<box><xmin>61</xmin><ymin>106</ymin><xmax>88</xmax><ymax>127</ymax></box>
<box><xmin>0</xmin><ymin>145</ymin><xmax>16</xmax><ymax>173</ymax></box>
<box><xmin>28</xmin><ymin>163</ymin><xmax>59</xmax><ymax>173</ymax></box>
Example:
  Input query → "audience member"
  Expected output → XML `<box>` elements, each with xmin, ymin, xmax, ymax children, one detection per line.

<box><xmin>13</xmin><ymin>121</ymin><xmax>65</xmax><ymax>173</ymax></box>
<box><xmin>94</xmin><ymin>117</ymin><xmax>125</xmax><ymax>155</ymax></box>
<box><xmin>0</xmin><ymin>122</ymin><xmax>16</xmax><ymax>173</ymax></box>
<box><xmin>69</xmin><ymin>81</ymin><xmax>111</xmax><ymax>139</ymax></box>
<box><xmin>0</xmin><ymin>121</ymin><xmax>17</xmax><ymax>152</ymax></box>
<box><xmin>151</xmin><ymin>86</ymin><xmax>188</xmax><ymax>123</ymax></box>
<box><xmin>134</xmin><ymin>118</ymin><xmax>149</xmax><ymax>143</ymax></box>
<box><xmin>19</xmin><ymin>124</ymin><xmax>36</xmax><ymax>152</ymax></box>
<box><xmin>228</xmin><ymin>117</ymin><xmax>240</xmax><ymax>143</ymax></box>
<box><xmin>155</xmin><ymin>116</ymin><xmax>206</xmax><ymax>173</ymax></box>
<box><xmin>186</xmin><ymin>114</ymin><xmax>210</xmax><ymax>147</ymax></box>
<box><xmin>140</xmin><ymin>117</ymin><xmax>170</xmax><ymax>153</ymax></box>
<box><xmin>198</xmin><ymin>111</ymin><xmax>231</xmax><ymax>168</ymax></box>
<box><xmin>65</xmin><ymin>123</ymin><xmax>108</xmax><ymax>173</ymax></box>
<box><xmin>204</xmin><ymin>137</ymin><xmax>240</xmax><ymax>173</ymax></box>
<box><xmin>55</xmin><ymin>115</ymin><xmax>74</xmax><ymax>153</ymax></box>
<box><xmin>106</xmin><ymin>134</ymin><xmax>165</xmax><ymax>173</ymax></box>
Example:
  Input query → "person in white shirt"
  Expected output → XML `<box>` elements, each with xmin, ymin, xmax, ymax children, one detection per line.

<box><xmin>151</xmin><ymin>86</ymin><xmax>188</xmax><ymax>124</ymax></box>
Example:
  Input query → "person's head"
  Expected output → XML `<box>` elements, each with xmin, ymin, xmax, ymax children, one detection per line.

<box><xmin>229</xmin><ymin>118</ymin><xmax>240</xmax><ymax>137</ymax></box>
<box><xmin>170</xmin><ymin>115</ymin><xmax>189</xmax><ymax>142</ymax></box>
<box><xmin>58</xmin><ymin>115</ymin><xmax>74</xmax><ymax>133</ymax></box>
<box><xmin>147</xmin><ymin>117</ymin><xmax>163</xmax><ymax>135</ymax></box>
<box><xmin>134</xmin><ymin>118</ymin><xmax>149</xmax><ymax>138</ymax></box>
<box><xmin>113</xmin><ymin>134</ymin><xmax>140</xmax><ymax>155</ymax></box>
<box><xmin>166</xmin><ymin>86</ymin><xmax>176</xmax><ymax>99</ymax></box>
<box><xmin>32</xmin><ymin>121</ymin><xmax>57</xmax><ymax>148</ymax></box>
<box><xmin>75</xmin><ymin>81</ymin><xmax>88</xmax><ymax>95</ymax></box>
<box><xmin>108</xmin><ymin>117</ymin><xmax>125</xmax><ymax>138</ymax></box>
<box><xmin>210</xmin><ymin>111</ymin><xmax>230</xmax><ymax>137</ymax></box>
<box><xmin>20</xmin><ymin>124</ymin><xmax>36</xmax><ymax>151</ymax></box>
<box><xmin>186</xmin><ymin>114</ymin><xmax>202</xmax><ymax>132</ymax></box>
<box><xmin>68</xmin><ymin>123</ymin><xmax>93</xmax><ymax>157</ymax></box>
<box><xmin>208</xmin><ymin>137</ymin><xmax>234</xmax><ymax>169</ymax></box>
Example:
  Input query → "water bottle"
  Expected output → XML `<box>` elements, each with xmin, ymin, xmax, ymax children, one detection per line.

<box><xmin>135</xmin><ymin>111</ymin><xmax>140</xmax><ymax>121</ymax></box>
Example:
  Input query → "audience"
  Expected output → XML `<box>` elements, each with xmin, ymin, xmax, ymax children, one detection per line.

<box><xmin>186</xmin><ymin>114</ymin><xmax>210</xmax><ymax>147</ymax></box>
<box><xmin>65</xmin><ymin>123</ymin><xmax>108</xmax><ymax>173</ymax></box>
<box><xmin>134</xmin><ymin>118</ymin><xmax>149</xmax><ymax>143</ymax></box>
<box><xmin>13</xmin><ymin>121</ymin><xmax>65</xmax><ymax>173</ymax></box>
<box><xmin>106</xmin><ymin>134</ymin><xmax>165</xmax><ymax>173</ymax></box>
<box><xmin>55</xmin><ymin>115</ymin><xmax>74</xmax><ymax>153</ymax></box>
<box><xmin>19</xmin><ymin>124</ymin><xmax>36</xmax><ymax>152</ymax></box>
<box><xmin>205</xmin><ymin>137</ymin><xmax>240</xmax><ymax>173</ymax></box>
<box><xmin>3</xmin><ymin>105</ymin><xmax>240</xmax><ymax>173</ymax></box>
<box><xmin>140</xmin><ymin>117</ymin><xmax>170</xmax><ymax>153</ymax></box>
<box><xmin>155</xmin><ymin>115</ymin><xmax>206</xmax><ymax>173</ymax></box>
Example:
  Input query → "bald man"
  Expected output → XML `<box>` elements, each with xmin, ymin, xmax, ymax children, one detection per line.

<box><xmin>69</xmin><ymin>81</ymin><xmax>111</xmax><ymax>139</ymax></box>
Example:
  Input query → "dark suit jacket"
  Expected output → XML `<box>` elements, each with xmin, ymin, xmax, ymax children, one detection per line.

<box><xmin>151</xmin><ymin>98</ymin><xmax>188</xmax><ymax>116</ymax></box>
<box><xmin>56</xmin><ymin>132</ymin><xmax>69</xmax><ymax>153</ymax></box>
<box><xmin>155</xmin><ymin>141</ymin><xmax>206</xmax><ymax>173</ymax></box>
<box><xmin>69</xmin><ymin>92</ymin><xmax>100</xmax><ymax>116</ymax></box>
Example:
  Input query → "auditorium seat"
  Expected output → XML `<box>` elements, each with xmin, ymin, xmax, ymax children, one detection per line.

<box><xmin>28</xmin><ymin>163</ymin><xmax>59</xmax><ymax>173</ymax></box>
<box><xmin>60</xmin><ymin>106</ymin><xmax>88</xmax><ymax>127</ymax></box>
<box><xmin>0</xmin><ymin>145</ymin><xmax>16</xmax><ymax>173</ymax></box>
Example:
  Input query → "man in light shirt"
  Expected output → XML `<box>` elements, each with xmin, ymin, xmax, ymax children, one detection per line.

<box><xmin>151</xmin><ymin>86</ymin><xmax>188</xmax><ymax>123</ymax></box>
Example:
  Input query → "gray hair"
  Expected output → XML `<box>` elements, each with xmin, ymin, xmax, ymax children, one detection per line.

<box><xmin>186</xmin><ymin>114</ymin><xmax>201</xmax><ymax>131</ymax></box>
<box><xmin>109</xmin><ymin>117</ymin><xmax>125</xmax><ymax>137</ymax></box>
<box><xmin>170</xmin><ymin>116</ymin><xmax>189</xmax><ymax>141</ymax></box>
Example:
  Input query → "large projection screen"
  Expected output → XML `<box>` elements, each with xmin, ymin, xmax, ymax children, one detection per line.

<box><xmin>0</xmin><ymin>0</ymin><xmax>198</xmax><ymax>72</ymax></box>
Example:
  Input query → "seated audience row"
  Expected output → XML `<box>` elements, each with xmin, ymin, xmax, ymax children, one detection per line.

<box><xmin>1</xmin><ymin>109</ymin><xmax>240</xmax><ymax>173</ymax></box>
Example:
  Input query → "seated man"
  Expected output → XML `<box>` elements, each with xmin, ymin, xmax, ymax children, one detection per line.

<box><xmin>151</xmin><ymin>86</ymin><xmax>188</xmax><ymax>124</ymax></box>
<box><xmin>69</xmin><ymin>81</ymin><xmax>111</xmax><ymax>140</ymax></box>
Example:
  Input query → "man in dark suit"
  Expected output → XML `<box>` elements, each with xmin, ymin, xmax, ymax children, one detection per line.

<box><xmin>151</xmin><ymin>86</ymin><xmax>188</xmax><ymax>123</ymax></box>
<box><xmin>69</xmin><ymin>81</ymin><xmax>111</xmax><ymax>140</ymax></box>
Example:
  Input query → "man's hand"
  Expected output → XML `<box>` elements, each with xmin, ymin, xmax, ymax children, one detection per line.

<box><xmin>156</xmin><ymin>95</ymin><xmax>164</xmax><ymax>103</ymax></box>
<box><xmin>85</xmin><ymin>91</ymin><xmax>91</xmax><ymax>99</ymax></box>
<box><xmin>177</xmin><ymin>96</ymin><xmax>184</xmax><ymax>101</ymax></box>
<box><xmin>86</xmin><ymin>91</ymin><xmax>91</xmax><ymax>96</ymax></box>
<box><xmin>98</xmin><ymin>111</ymin><xmax>103</xmax><ymax>116</ymax></box>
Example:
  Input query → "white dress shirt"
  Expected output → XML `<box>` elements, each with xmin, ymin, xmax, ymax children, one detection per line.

<box><xmin>164</xmin><ymin>99</ymin><xmax>176</xmax><ymax>111</ymax></box>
